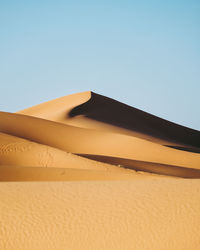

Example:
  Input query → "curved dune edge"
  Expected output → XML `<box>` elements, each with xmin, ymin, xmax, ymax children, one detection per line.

<box><xmin>0</xmin><ymin>131</ymin><xmax>185</xmax><ymax>178</ymax></box>
<box><xmin>1</xmin><ymin>91</ymin><xmax>200</xmax><ymax>249</ymax></box>
<box><xmin>17</xmin><ymin>91</ymin><xmax>92</xmax><ymax>120</ymax></box>
<box><xmin>1</xmin><ymin>180</ymin><xmax>200</xmax><ymax>250</ymax></box>
<box><xmin>0</xmin><ymin>132</ymin><xmax>128</xmax><ymax>172</ymax></box>
<box><xmin>78</xmin><ymin>154</ymin><xmax>200</xmax><ymax>178</ymax></box>
<box><xmin>0</xmin><ymin>111</ymin><xmax>200</xmax><ymax>175</ymax></box>
<box><xmin>18</xmin><ymin>91</ymin><xmax>200</xmax><ymax>150</ymax></box>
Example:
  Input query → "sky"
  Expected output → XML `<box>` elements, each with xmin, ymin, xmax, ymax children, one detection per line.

<box><xmin>0</xmin><ymin>0</ymin><xmax>200</xmax><ymax>130</ymax></box>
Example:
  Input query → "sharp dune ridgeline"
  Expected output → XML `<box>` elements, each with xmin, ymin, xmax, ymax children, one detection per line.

<box><xmin>1</xmin><ymin>91</ymin><xmax>200</xmax><ymax>249</ymax></box>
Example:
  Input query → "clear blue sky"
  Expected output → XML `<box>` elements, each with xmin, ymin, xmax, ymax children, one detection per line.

<box><xmin>0</xmin><ymin>0</ymin><xmax>199</xmax><ymax>130</ymax></box>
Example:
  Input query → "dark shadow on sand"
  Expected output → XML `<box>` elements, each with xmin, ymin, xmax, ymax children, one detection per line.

<box><xmin>69</xmin><ymin>92</ymin><xmax>200</xmax><ymax>149</ymax></box>
<box><xmin>77</xmin><ymin>154</ymin><xmax>200</xmax><ymax>178</ymax></box>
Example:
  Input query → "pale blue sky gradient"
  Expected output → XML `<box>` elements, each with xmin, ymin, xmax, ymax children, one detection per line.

<box><xmin>0</xmin><ymin>0</ymin><xmax>200</xmax><ymax>130</ymax></box>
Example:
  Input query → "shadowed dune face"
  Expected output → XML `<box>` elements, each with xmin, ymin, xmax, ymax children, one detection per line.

<box><xmin>1</xmin><ymin>91</ymin><xmax>200</xmax><ymax>178</ymax></box>
<box><xmin>1</xmin><ymin>91</ymin><xmax>200</xmax><ymax>249</ymax></box>
<box><xmin>77</xmin><ymin>154</ymin><xmax>200</xmax><ymax>178</ymax></box>
<box><xmin>18</xmin><ymin>91</ymin><xmax>92</xmax><ymax>122</ymax></box>
<box><xmin>1</xmin><ymin>110</ymin><xmax>200</xmax><ymax>177</ymax></box>
<box><xmin>19</xmin><ymin>91</ymin><xmax>200</xmax><ymax>152</ymax></box>
<box><xmin>69</xmin><ymin>92</ymin><xmax>200</xmax><ymax>150</ymax></box>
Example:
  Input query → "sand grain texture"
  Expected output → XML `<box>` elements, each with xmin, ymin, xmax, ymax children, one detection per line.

<box><xmin>1</xmin><ymin>91</ymin><xmax>200</xmax><ymax>249</ymax></box>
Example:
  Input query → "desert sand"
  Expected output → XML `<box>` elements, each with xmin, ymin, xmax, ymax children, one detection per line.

<box><xmin>0</xmin><ymin>91</ymin><xmax>200</xmax><ymax>249</ymax></box>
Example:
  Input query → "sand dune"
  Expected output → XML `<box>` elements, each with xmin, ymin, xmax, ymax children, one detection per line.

<box><xmin>0</xmin><ymin>132</ymin><xmax>126</xmax><ymax>172</ymax></box>
<box><xmin>0</xmin><ymin>111</ymin><xmax>200</xmax><ymax>176</ymax></box>
<box><xmin>18</xmin><ymin>91</ymin><xmax>200</xmax><ymax>151</ymax></box>
<box><xmin>1</xmin><ymin>91</ymin><xmax>200</xmax><ymax>249</ymax></box>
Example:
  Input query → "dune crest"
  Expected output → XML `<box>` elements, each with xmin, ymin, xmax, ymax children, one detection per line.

<box><xmin>1</xmin><ymin>91</ymin><xmax>200</xmax><ymax>249</ymax></box>
<box><xmin>18</xmin><ymin>91</ymin><xmax>200</xmax><ymax>151</ymax></box>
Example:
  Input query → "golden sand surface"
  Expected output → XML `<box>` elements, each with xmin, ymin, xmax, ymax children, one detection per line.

<box><xmin>0</xmin><ymin>91</ymin><xmax>200</xmax><ymax>249</ymax></box>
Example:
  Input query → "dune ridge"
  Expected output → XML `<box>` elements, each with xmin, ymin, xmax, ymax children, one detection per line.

<box><xmin>1</xmin><ymin>91</ymin><xmax>200</xmax><ymax>249</ymax></box>
<box><xmin>18</xmin><ymin>91</ymin><xmax>200</xmax><ymax>150</ymax></box>
<box><xmin>0</xmin><ymin>110</ymin><xmax>200</xmax><ymax>176</ymax></box>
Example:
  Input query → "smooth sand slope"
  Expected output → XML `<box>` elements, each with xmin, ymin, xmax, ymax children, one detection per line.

<box><xmin>0</xmin><ymin>132</ymin><xmax>127</xmax><ymax>172</ymax></box>
<box><xmin>18</xmin><ymin>91</ymin><xmax>200</xmax><ymax>151</ymax></box>
<box><xmin>0</xmin><ymin>110</ymin><xmax>200</xmax><ymax>177</ymax></box>
<box><xmin>1</xmin><ymin>91</ymin><xmax>200</xmax><ymax>249</ymax></box>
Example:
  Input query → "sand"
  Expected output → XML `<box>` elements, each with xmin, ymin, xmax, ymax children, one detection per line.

<box><xmin>0</xmin><ymin>91</ymin><xmax>200</xmax><ymax>249</ymax></box>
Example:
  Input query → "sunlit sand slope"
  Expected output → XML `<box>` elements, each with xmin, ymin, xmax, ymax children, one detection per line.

<box><xmin>0</xmin><ymin>132</ymin><xmax>126</xmax><ymax>172</ymax></box>
<box><xmin>0</xmin><ymin>111</ymin><xmax>200</xmax><ymax>177</ymax></box>
<box><xmin>18</xmin><ymin>91</ymin><xmax>200</xmax><ymax>151</ymax></box>
<box><xmin>1</xmin><ymin>91</ymin><xmax>200</xmax><ymax>249</ymax></box>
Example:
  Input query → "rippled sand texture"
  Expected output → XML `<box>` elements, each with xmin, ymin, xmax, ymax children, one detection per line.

<box><xmin>1</xmin><ymin>91</ymin><xmax>200</xmax><ymax>249</ymax></box>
